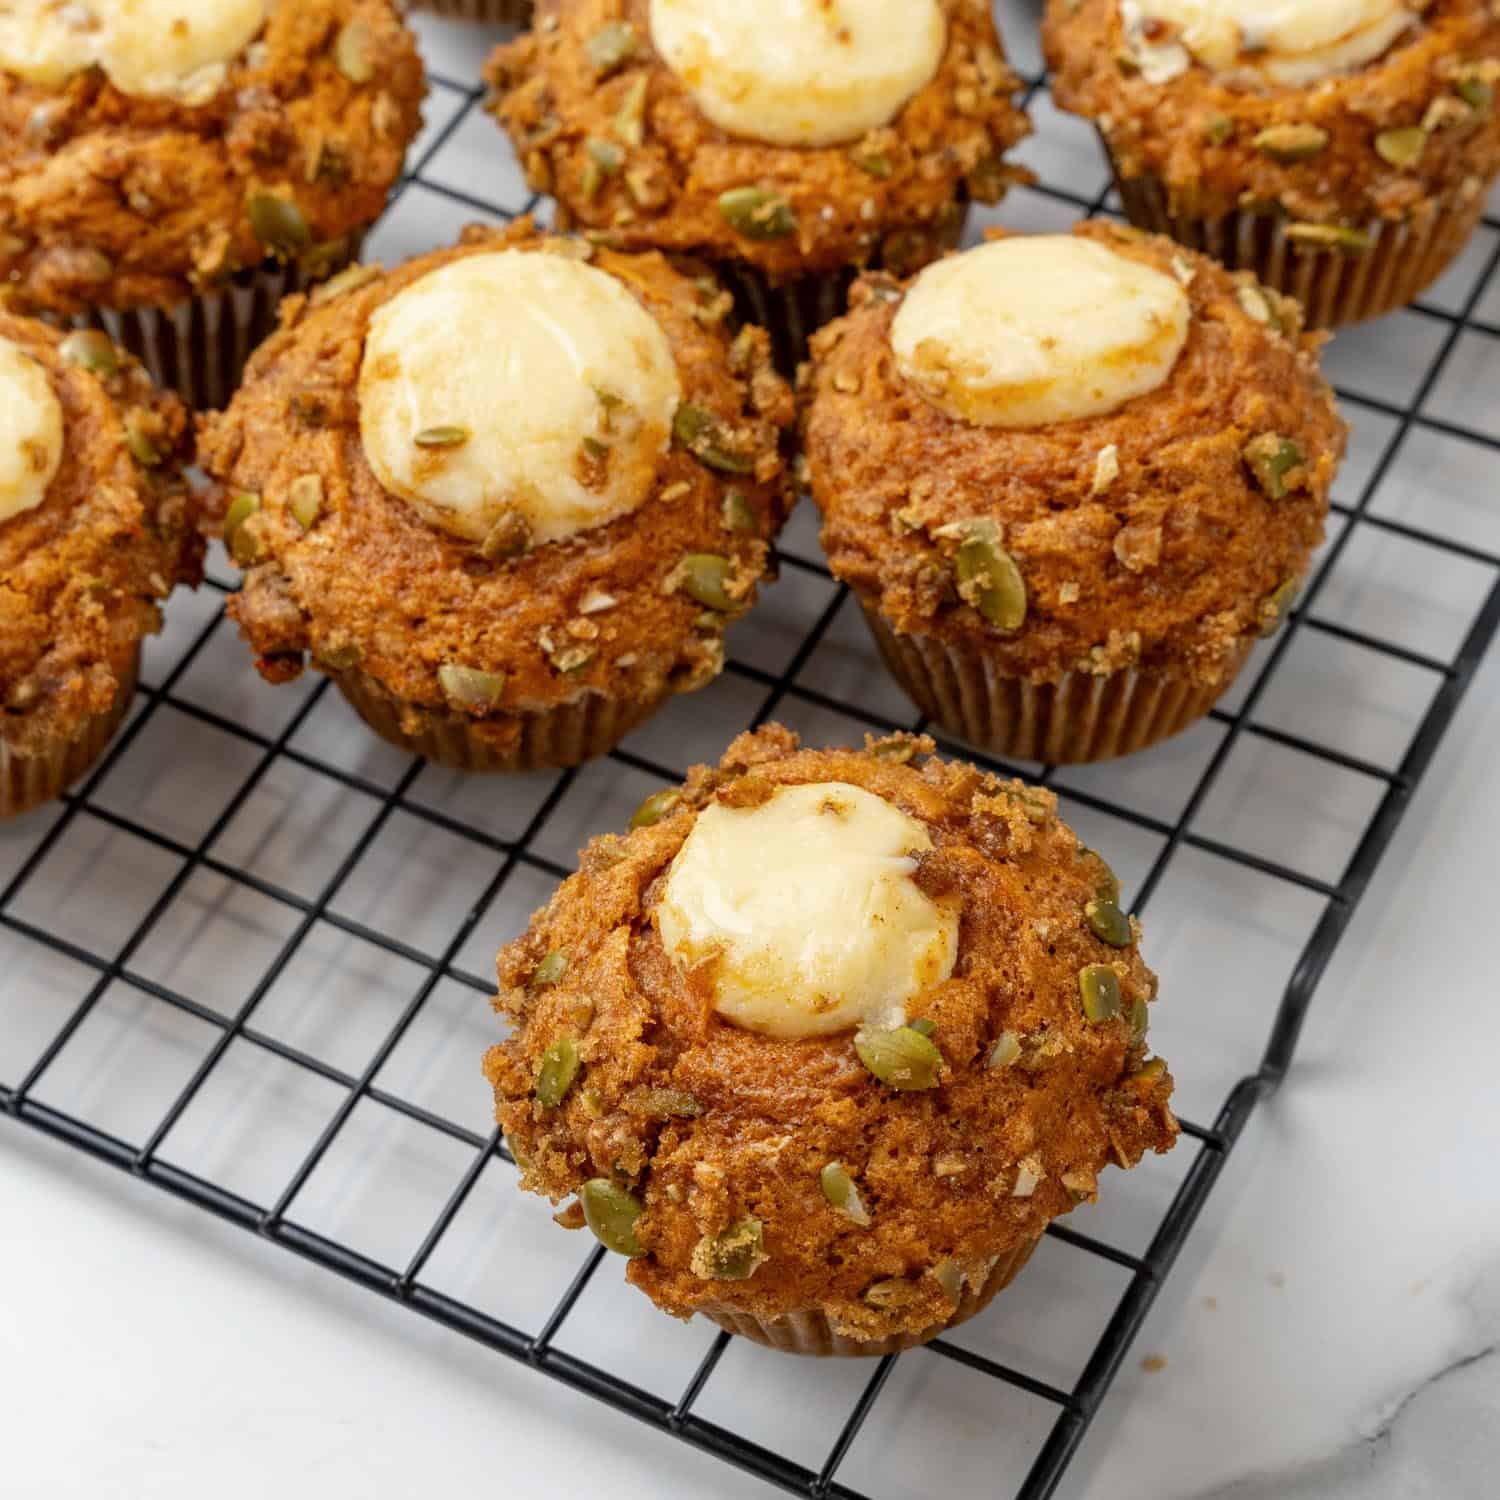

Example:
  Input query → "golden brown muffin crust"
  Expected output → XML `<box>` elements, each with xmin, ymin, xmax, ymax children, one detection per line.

<box><xmin>0</xmin><ymin>315</ymin><xmax>201</xmax><ymax>759</ymax></box>
<box><xmin>485</xmin><ymin>0</ymin><xmax>1033</xmax><ymax>282</ymax></box>
<box><xmin>803</xmin><ymin>223</ymin><xmax>1347</xmax><ymax>688</ymax></box>
<box><xmin>1044</xmin><ymin>0</ymin><xmax>1500</xmax><ymax>225</ymax></box>
<box><xmin>0</xmin><ymin>1</ymin><xmax>425</xmax><ymax>316</ymax></box>
<box><xmin>197</xmin><ymin>221</ymin><xmax>796</xmax><ymax>757</ymax></box>
<box><xmin>486</xmin><ymin>725</ymin><xmax>1177</xmax><ymax>1341</ymax></box>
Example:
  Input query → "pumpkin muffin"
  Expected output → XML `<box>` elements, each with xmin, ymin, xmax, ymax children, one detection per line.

<box><xmin>486</xmin><ymin>725</ymin><xmax>1178</xmax><ymax>1356</ymax></box>
<box><xmin>485</xmin><ymin>0</ymin><xmax>1032</xmax><ymax>366</ymax></box>
<box><xmin>197</xmin><ymin>220</ymin><xmax>795</xmax><ymax>773</ymax></box>
<box><xmin>1044</xmin><ymin>1</ymin><xmax>1500</xmax><ymax>328</ymax></box>
<box><xmin>1</xmin><ymin>313</ymin><xmax>202</xmax><ymax>819</ymax></box>
<box><xmin>0</xmin><ymin>1</ymin><xmax>425</xmax><ymax>407</ymax></box>
<box><xmin>803</xmin><ymin>224</ymin><xmax>1347</xmax><ymax>766</ymax></box>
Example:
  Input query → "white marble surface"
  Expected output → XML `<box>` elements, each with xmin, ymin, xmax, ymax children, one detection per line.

<box><xmin>2</xmin><ymin>7</ymin><xmax>1499</xmax><ymax>1499</ymax></box>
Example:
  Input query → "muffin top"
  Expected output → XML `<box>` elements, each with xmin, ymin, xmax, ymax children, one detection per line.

<box><xmin>803</xmin><ymin>223</ymin><xmax>1347</xmax><ymax>689</ymax></box>
<box><xmin>486</xmin><ymin>724</ymin><xmax>1178</xmax><ymax>1342</ymax></box>
<box><xmin>0</xmin><ymin>313</ymin><xmax>201</xmax><ymax>760</ymax></box>
<box><xmin>1044</xmin><ymin>0</ymin><xmax>1500</xmax><ymax>225</ymax></box>
<box><xmin>485</xmin><ymin>0</ymin><xmax>1033</xmax><ymax>282</ymax></box>
<box><xmin>197</xmin><ymin>220</ymin><xmax>796</xmax><ymax>757</ymax></box>
<box><xmin>0</xmin><ymin>1</ymin><xmax>425</xmax><ymax>316</ymax></box>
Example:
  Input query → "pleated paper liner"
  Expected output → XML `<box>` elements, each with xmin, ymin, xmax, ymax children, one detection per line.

<box><xmin>713</xmin><ymin>204</ymin><xmax>971</xmax><ymax>373</ymax></box>
<box><xmin>864</xmin><ymin>608</ymin><xmax>1255</xmax><ymax>766</ymax></box>
<box><xmin>408</xmin><ymin>0</ymin><xmax>532</xmax><ymax>21</ymax></box>
<box><xmin>700</xmin><ymin>1235</ymin><xmax>1041</xmax><ymax>1358</ymax></box>
<box><xmin>1113</xmin><ymin>167</ymin><xmax>1491</xmax><ymax>330</ymax></box>
<box><xmin>59</xmin><ymin>233</ymin><xmax>363</xmax><ymax>410</ymax></box>
<box><xmin>334</xmin><ymin>664</ymin><xmax>669</xmax><ymax>773</ymax></box>
<box><xmin>1</xmin><ymin>647</ymin><xmax>139</xmax><ymax>821</ymax></box>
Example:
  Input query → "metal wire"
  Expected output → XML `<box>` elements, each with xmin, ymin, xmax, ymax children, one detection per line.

<box><xmin>3</xmin><ymin>33</ymin><xmax>1499</xmax><ymax>1500</ymax></box>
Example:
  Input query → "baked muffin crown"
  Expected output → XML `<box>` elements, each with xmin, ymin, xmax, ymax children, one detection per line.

<box><xmin>485</xmin><ymin>0</ymin><xmax>1032</xmax><ymax>281</ymax></box>
<box><xmin>486</xmin><ymin>725</ymin><xmax>1177</xmax><ymax>1341</ymax></box>
<box><xmin>803</xmin><ymin>222</ymin><xmax>1347</xmax><ymax>689</ymax></box>
<box><xmin>0</xmin><ymin>314</ymin><xmax>201</xmax><ymax>759</ymax></box>
<box><xmin>197</xmin><ymin>220</ymin><xmax>796</xmax><ymax>758</ymax></box>
<box><xmin>0</xmin><ymin>0</ymin><xmax>425</xmax><ymax>316</ymax></box>
<box><xmin>1044</xmin><ymin>0</ymin><xmax>1500</xmax><ymax>226</ymax></box>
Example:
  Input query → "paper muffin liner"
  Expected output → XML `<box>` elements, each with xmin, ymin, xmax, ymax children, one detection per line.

<box><xmin>60</xmin><ymin>234</ymin><xmax>363</xmax><ymax>409</ymax></box>
<box><xmin>715</xmin><ymin>206</ymin><xmax>971</xmax><ymax>371</ymax></box>
<box><xmin>863</xmin><ymin>608</ymin><xmax>1255</xmax><ymax>766</ymax></box>
<box><xmin>1</xmin><ymin>647</ymin><xmax>139</xmax><ymax>821</ymax></box>
<box><xmin>700</xmin><ymin>1235</ymin><xmax>1041</xmax><ymax>1358</ymax></box>
<box><xmin>1112</xmin><ymin>163</ymin><xmax>1491</xmax><ymax>329</ymax></box>
<box><xmin>408</xmin><ymin>0</ymin><xmax>532</xmax><ymax>21</ymax></box>
<box><xmin>333</xmin><ymin>664</ymin><xmax>666</xmax><ymax>773</ymax></box>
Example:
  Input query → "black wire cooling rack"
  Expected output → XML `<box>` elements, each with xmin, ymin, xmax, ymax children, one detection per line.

<box><xmin>4</xmin><ymin>10</ymin><xmax>1500</xmax><ymax>1499</ymax></box>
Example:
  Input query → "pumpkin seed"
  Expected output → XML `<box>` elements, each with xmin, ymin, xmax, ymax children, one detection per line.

<box><xmin>59</xmin><ymin>329</ymin><xmax>117</xmax><ymax>377</ymax></box>
<box><xmin>584</xmin><ymin>22</ymin><xmax>637</xmax><ymax>76</ymax></box>
<box><xmin>956</xmin><ymin>527</ymin><xmax>1026</xmax><ymax>631</ymax></box>
<box><xmin>287</xmin><ymin>474</ymin><xmax>323</xmax><ymax>531</ymax></box>
<box><xmin>856</xmin><ymin>1026</ymin><xmax>942</xmax><ymax>1090</ymax></box>
<box><xmin>1261</xmin><ymin>577</ymin><xmax>1300</xmax><ymax>637</ymax></box>
<box><xmin>1457</xmin><ymin>77</ymin><xmax>1494</xmax><ymax>114</ymax></box>
<box><xmin>1375</xmin><ymin>127</ymin><xmax>1426</xmax><ymax>169</ymax></box>
<box><xmin>850</xmin><ymin>149</ymin><xmax>892</xmax><ymax>179</ymax></box>
<box><xmin>989</xmin><ymin>1031</ymin><xmax>1021</xmax><ymax>1069</ymax></box>
<box><xmin>1085</xmin><ymin>896</ymin><xmax>1132</xmax><ymax>948</ymax></box>
<box><xmin>438</xmin><ymin>664</ymin><xmax>506</xmax><ymax>709</ymax></box>
<box><xmin>672</xmin><ymin>403</ymin><xmax>755</xmax><ymax>473</ymax></box>
<box><xmin>531</xmin><ymin>949</ymin><xmax>569</xmax><ymax>989</ymax></box>
<box><xmin>125</xmin><ymin>420</ymin><xmax>160</xmax><ymax>467</ymax></box>
<box><xmin>907</xmin><ymin>1017</ymin><xmax>937</xmax><ymax>1039</ymax></box>
<box><xmin>1130</xmin><ymin>997</ymin><xmax>1150</xmax><ymax>1045</ymax></box>
<box><xmin>333</xmin><ymin>19</ymin><xmax>374</xmax><ymax>84</ymax></box>
<box><xmin>678</xmin><ymin>554</ymin><xmax>735</xmax><ymax>612</ymax></box>
<box><xmin>721</xmin><ymin>490</ymin><xmax>757</xmax><ymax>534</ymax></box>
<box><xmin>1236</xmin><ymin>284</ymin><xmax>1284</xmax><ymax>332</ymax></box>
<box><xmin>694</xmin><ymin>1218</ymin><xmax>765</xmax><ymax>1280</ymax></box>
<box><xmin>414</xmin><ymin>425</ymin><xmax>470</xmax><ymax>449</ymax></box>
<box><xmin>717</xmin><ymin>186</ymin><xmax>797</xmax><ymax>240</ymax></box>
<box><xmin>247</xmin><ymin>192</ymin><xmax>310</xmax><ymax>256</ymax></box>
<box><xmin>933</xmin><ymin>1260</ymin><xmax>963</xmax><ymax>1303</ymax></box>
<box><xmin>1203</xmin><ymin>114</ymin><xmax>1234</xmax><ymax>144</ymax></box>
<box><xmin>223</xmin><ymin>490</ymin><xmax>261</xmax><ymax>563</ymax></box>
<box><xmin>630</xmin><ymin>789</ymin><xmax>681</xmax><ymax>829</ymax></box>
<box><xmin>1253</xmin><ymin>124</ymin><xmax>1328</xmax><ymax>162</ymax></box>
<box><xmin>614</xmin><ymin>74</ymin><xmax>649</xmax><ymax>146</ymax></box>
<box><xmin>1285</xmin><ymin>222</ymin><xmax>1375</xmax><ymax>253</ymax></box>
<box><xmin>317</xmin><ymin>642</ymin><xmax>362</xmax><ymax>670</ymax></box>
<box><xmin>534</xmin><ymin>1036</ymin><xmax>579</xmax><ymax>1108</ymax></box>
<box><xmin>820</xmin><ymin>1162</ymin><xmax>872</xmax><ymax>1226</ymax></box>
<box><xmin>481</xmin><ymin>509</ymin><xmax>531</xmax><ymax>560</ymax></box>
<box><xmin>580</xmin><ymin>1178</ymin><xmax>645</xmax><ymax>1256</ymax></box>
<box><xmin>1079</xmin><ymin>964</ymin><xmax>1123</xmax><ymax>1024</ymax></box>
<box><xmin>1243</xmin><ymin>434</ymin><xmax>1304</xmax><ymax>499</ymax></box>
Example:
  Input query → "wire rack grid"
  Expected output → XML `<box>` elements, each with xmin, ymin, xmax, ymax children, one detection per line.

<box><xmin>4</xmin><ymin>7</ymin><xmax>1500</xmax><ymax>1498</ymax></box>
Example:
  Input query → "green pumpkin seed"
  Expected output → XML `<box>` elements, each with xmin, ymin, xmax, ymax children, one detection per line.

<box><xmin>850</xmin><ymin>149</ymin><xmax>892</xmax><ymax>179</ymax></box>
<box><xmin>1375</xmin><ymin>126</ymin><xmax>1426</xmax><ymax>169</ymax></box>
<box><xmin>1261</xmin><ymin>577</ymin><xmax>1300</xmax><ymax>637</ymax></box>
<box><xmin>287</xmin><ymin>474</ymin><xmax>323</xmax><ymax>531</ymax></box>
<box><xmin>586</xmin><ymin>137</ymin><xmax>623</xmax><ymax>177</ymax></box>
<box><xmin>956</xmin><ymin>529</ymin><xmax>1027</xmax><ymax>631</ymax></box>
<box><xmin>614</xmin><ymin>74</ymin><xmax>649</xmax><ymax>146</ymax></box>
<box><xmin>438</xmin><ymin>663</ymin><xmax>506</xmax><ymax>710</ymax></box>
<box><xmin>1243</xmin><ymin>433</ymin><xmax>1304</xmax><ymax>499</ymax></box>
<box><xmin>1203</xmin><ymin>114</ymin><xmax>1234</xmax><ymax>144</ymax></box>
<box><xmin>721</xmin><ymin>490</ymin><xmax>757</xmax><ymax>534</ymax></box>
<box><xmin>534</xmin><ymin>1036</ymin><xmax>579</xmax><ymax>1108</ymax></box>
<box><xmin>580</xmin><ymin>1178</ymin><xmax>645</xmax><ymax>1256</ymax></box>
<box><xmin>248</xmin><ymin>192</ymin><xmax>310</xmax><ymax>256</ymax></box>
<box><xmin>630</xmin><ymin>788</ymin><xmax>681</xmax><ymax>829</ymax></box>
<box><xmin>125</xmin><ymin>420</ymin><xmax>160</xmax><ymax>467</ymax></box>
<box><xmin>1236</xmin><ymin>284</ymin><xmax>1284</xmax><ymax>333</ymax></box>
<box><xmin>672</xmin><ymin>404</ymin><xmax>755</xmax><ymax>474</ymax></box>
<box><xmin>907</xmin><ymin>1017</ymin><xmax>936</xmax><ymax>1039</ymax></box>
<box><xmin>856</xmin><ymin>1026</ymin><xmax>942</xmax><ymax>1090</ymax></box>
<box><xmin>1130</xmin><ymin>997</ymin><xmax>1150</xmax><ymax>1045</ymax></box>
<box><xmin>717</xmin><ymin>186</ymin><xmax>797</xmax><ymax>240</ymax></box>
<box><xmin>1457</xmin><ymin>77</ymin><xmax>1493</xmax><ymax>113</ymax></box>
<box><xmin>678</xmin><ymin>554</ymin><xmax>735</xmax><ymax>612</ymax></box>
<box><xmin>1131</xmin><ymin>1056</ymin><xmax>1168</xmax><ymax>1085</ymax></box>
<box><xmin>1085</xmin><ymin>896</ymin><xmax>1132</xmax><ymax>948</ymax></box>
<box><xmin>531</xmin><ymin>949</ymin><xmax>569</xmax><ymax>989</ymax></box>
<box><xmin>223</xmin><ymin>490</ymin><xmax>261</xmax><ymax>563</ymax></box>
<box><xmin>819</xmin><ymin>1162</ymin><xmax>872</xmax><ymax>1226</ymax></box>
<box><xmin>414</xmin><ymin>424</ymin><xmax>470</xmax><ymax>449</ymax></box>
<box><xmin>503</xmin><ymin>1132</ymin><xmax>530</xmax><ymax>1170</ymax></box>
<box><xmin>480</xmin><ymin>509</ymin><xmax>531</xmax><ymax>561</ymax></box>
<box><xmin>333</xmin><ymin>19</ymin><xmax>375</xmax><ymax>83</ymax></box>
<box><xmin>585</xmin><ymin>21</ymin><xmax>637</xmax><ymax>75</ymax></box>
<box><xmin>1079</xmin><ymin>964</ymin><xmax>1123</xmax><ymax>1024</ymax></box>
<box><xmin>1253</xmin><ymin>123</ymin><xmax>1328</xmax><ymax>162</ymax></box>
<box><xmin>59</xmin><ymin>328</ymin><xmax>118</xmax><ymax>377</ymax></box>
<box><xmin>695</xmin><ymin>1217</ymin><xmax>765</xmax><ymax>1280</ymax></box>
<box><xmin>1285</xmin><ymin>222</ymin><xmax>1375</xmax><ymax>254</ymax></box>
<box><xmin>989</xmin><ymin>1030</ymin><xmax>1021</xmax><ymax>1069</ymax></box>
<box><xmin>933</xmin><ymin>1260</ymin><xmax>963</xmax><ymax>1303</ymax></box>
